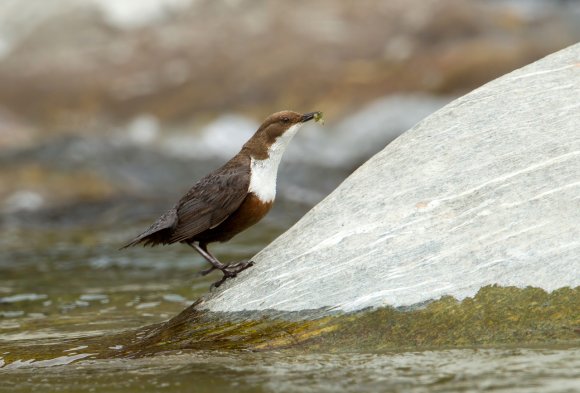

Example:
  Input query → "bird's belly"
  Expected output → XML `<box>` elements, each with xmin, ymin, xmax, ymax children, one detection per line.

<box><xmin>198</xmin><ymin>192</ymin><xmax>273</xmax><ymax>243</ymax></box>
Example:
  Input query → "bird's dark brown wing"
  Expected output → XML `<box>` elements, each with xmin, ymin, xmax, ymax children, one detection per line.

<box><xmin>168</xmin><ymin>159</ymin><xmax>251</xmax><ymax>244</ymax></box>
<box><xmin>121</xmin><ymin>155</ymin><xmax>250</xmax><ymax>248</ymax></box>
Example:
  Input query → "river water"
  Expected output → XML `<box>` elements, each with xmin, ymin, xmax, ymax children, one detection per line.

<box><xmin>2</xmin><ymin>347</ymin><xmax>579</xmax><ymax>392</ymax></box>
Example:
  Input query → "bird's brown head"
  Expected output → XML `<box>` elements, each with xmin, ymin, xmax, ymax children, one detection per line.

<box><xmin>241</xmin><ymin>110</ymin><xmax>320</xmax><ymax>160</ymax></box>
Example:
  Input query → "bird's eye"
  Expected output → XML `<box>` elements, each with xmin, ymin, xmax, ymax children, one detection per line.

<box><xmin>281</xmin><ymin>117</ymin><xmax>289</xmax><ymax>123</ymax></box>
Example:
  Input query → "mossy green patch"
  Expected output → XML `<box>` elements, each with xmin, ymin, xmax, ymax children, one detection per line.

<box><xmin>118</xmin><ymin>285</ymin><xmax>578</xmax><ymax>356</ymax></box>
<box><xmin>1</xmin><ymin>286</ymin><xmax>578</xmax><ymax>366</ymax></box>
<box><xmin>113</xmin><ymin>301</ymin><xmax>336</xmax><ymax>357</ymax></box>
<box><xmin>304</xmin><ymin>285</ymin><xmax>579</xmax><ymax>352</ymax></box>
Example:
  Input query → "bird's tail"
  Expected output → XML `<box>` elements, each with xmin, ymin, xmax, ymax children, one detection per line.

<box><xmin>120</xmin><ymin>207</ymin><xmax>178</xmax><ymax>250</ymax></box>
<box><xmin>119</xmin><ymin>237</ymin><xmax>142</xmax><ymax>250</ymax></box>
<box><xmin>119</xmin><ymin>227</ymin><xmax>173</xmax><ymax>250</ymax></box>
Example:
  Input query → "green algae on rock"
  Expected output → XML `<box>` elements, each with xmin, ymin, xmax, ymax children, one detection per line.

<box><xmin>304</xmin><ymin>285</ymin><xmax>580</xmax><ymax>352</ymax></box>
<box><xmin>1</xmin><ymin>286</ymin><xmax>578</xmax><ymax>366</ymax></box>
<box><xmin>114</xmin><ymin>285</ymin><xmax>580</xmax><ymax>357</ymax></box>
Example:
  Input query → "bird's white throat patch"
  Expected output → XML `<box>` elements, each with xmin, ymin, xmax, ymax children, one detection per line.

<box><xmin>248</xmin><ymin>123</ymin><xmax>302</xmax><ymax>202</ymax></box>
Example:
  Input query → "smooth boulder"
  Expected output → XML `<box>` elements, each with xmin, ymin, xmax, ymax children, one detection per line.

<box><xmin>203</xmin><ymin>43</ymin><xmax>580</xmax><ymax>313</ymax></box>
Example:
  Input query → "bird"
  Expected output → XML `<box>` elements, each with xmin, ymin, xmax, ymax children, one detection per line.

<box><xmin>122</xmin><ymin>110</ymin><xmax>321</xmax><ymax>288</ymax></box>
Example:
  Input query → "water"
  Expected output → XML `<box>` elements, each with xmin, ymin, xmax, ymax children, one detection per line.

<box><xmin>1</xmin><ymin>348</ymin><xmax>579</xmax><ymax>392</ymax></box>
<box><xmin>1</xmin><ymin>226</ymin><xmax>579</xmax><ymax>392</ymax></box>
<box><xmin>0</xmin><ymin>224</ymin><xmax>276</xmax><ymax>344</ymax></box>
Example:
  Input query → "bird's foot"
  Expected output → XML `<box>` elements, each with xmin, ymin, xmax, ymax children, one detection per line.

<box><xmin>199</xmin><ymin>260</ymin><xmax>253</xmax><ymax>277</ymax></box>
<box><xmin>225</xmin><ymin>260</ymin><xmax>254</xmax><ymax>273</ymax></box>
<box><xmin>209</xmin><ymin>260</ymin><xmax>255</xmax><ymax>290</ymax></box>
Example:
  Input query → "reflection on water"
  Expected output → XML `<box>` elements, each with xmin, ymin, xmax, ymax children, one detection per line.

<box><xmin>0</xmin><ymin>224</ymin><xmax>280</xmax><ymax>344</ymax></box>
<box><xmin>2</xmin><ymin>348</ymin><xmax>579</xmax><ymax>393</ymax></box>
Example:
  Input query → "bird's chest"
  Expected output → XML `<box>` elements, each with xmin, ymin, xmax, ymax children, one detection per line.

<box><xmin>247</xmin><ymin>156</ymin><xmax>280</xmax><ymax>203</ymax></box>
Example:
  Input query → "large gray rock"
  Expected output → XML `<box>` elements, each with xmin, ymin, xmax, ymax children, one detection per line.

<box><xmin>202</xmin><ymin>43</ymin><xmax>580</xmax><ymax>313</ymax></box>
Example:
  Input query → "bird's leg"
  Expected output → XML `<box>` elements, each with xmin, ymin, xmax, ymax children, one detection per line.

<box><xmin>199</xmin><ymin>265</ymin><xmax>217</xmax><ymax>276</ymax></box>
<box><xmin>197</xmin><ymin>245</ymin><xmax>220</xmax><ymax>276</ymax></box>
<box><xmin>194</xmin><ymin>242</ymin><xmax>254</xmax><ymax>275</ymax></box>
<box><xmin>188</xmin><ymin>242</ymin><xmax>254</xmax><ymax>288</ymax></box>
<box><xmin>189</xmin><ymin>243</ymin><xmax>226</xmax><ymax>271</ymax></box>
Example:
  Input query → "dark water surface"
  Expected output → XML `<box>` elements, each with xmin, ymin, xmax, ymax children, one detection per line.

<box><xmin>2</xmin><ymin>347</ymin><xmax>579</xmax><ymax>392</ymax></box>
<box><xmin>0</xmin><ymin>223</ymin><xmax>276</xmax><ymax>343</ymax></box>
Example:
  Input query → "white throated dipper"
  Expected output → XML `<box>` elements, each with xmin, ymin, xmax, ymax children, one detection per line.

<box><xmin>122</xmin><ymin>111</ymin><xmax>322</xmax><ymax>288</ymax></box>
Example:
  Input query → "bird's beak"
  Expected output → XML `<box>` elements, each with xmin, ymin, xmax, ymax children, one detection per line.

<box><xmin>301</xmin><ymin>112</ymin><xmax>320</xmax><ymax>123</ymax></box>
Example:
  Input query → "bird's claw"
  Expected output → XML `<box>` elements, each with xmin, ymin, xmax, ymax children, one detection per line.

<box><xmin>208</xmin><ymin>260</ymin><xmax>254</xmax><ymax>290</ymax></box>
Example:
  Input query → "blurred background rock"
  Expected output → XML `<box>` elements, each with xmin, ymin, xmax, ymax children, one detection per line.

<box><xmin>0</xmin><ymin>0</ymin><xmax>579</xmax><ymax>234</ymax></box>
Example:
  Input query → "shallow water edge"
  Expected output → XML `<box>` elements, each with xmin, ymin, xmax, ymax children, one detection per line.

<box><xmin>1</xmin><ymin>285</ymin><xmax>578</xmax><ymax>367</ymax></box>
